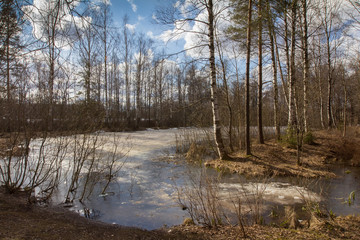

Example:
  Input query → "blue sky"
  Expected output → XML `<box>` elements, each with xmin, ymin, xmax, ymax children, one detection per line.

<box><xmin>110</xmin><ymin>0</ymin><xmax>159</xmax><ymax>28</ymax></box>
<box><xmin>109</xmin><ymin>0</ymin><xmax>186</xmax><ymax>57</ymax></box>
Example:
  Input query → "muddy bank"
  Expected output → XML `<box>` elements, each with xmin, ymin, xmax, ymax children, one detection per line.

<box><xmin>0</xmin><ymin>187</ymin><xmax>198</xmax><ymax>240</ymax></box>
<box><xmin>169</xmin><ymin>215</ymin><xmax>360</xmax><ymax>240</ymax></box>
<box><xmin>1</xmin><ymin>187</ymin><xmax>360</xmax><ymax>240</ymax></box>
<box><xmin>205</xmin><ymin>129</ymin><xmax>360</xmax><ymax>178</ymax></box>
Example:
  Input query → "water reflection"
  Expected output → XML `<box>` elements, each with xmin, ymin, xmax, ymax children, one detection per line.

<box><xmin>27</xmin><ymin>128</ymin><xmax>360</xmax><ymax>230</ymax></box>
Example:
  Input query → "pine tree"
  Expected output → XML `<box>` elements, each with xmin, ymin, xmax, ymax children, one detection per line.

<box><xmin>0</xmin><ymin>0</ymin><xmax>23</xmax><ymax>131</ymax></box>
<box><xmin>0</xmin><ymin>0</ymin><xmax>22</xmax><ymax>102</ymax></box>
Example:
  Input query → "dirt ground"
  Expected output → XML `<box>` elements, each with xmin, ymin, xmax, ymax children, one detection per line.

<box><xmin>1</xmin><ymin>128</ymin><xmax>360</xmax><ymax>239</ymax></box>
<box><xmin>1</xmin><ymin>187</ymin><xmax>360</xmax><ymax>240</ymax></box>
<box><xmin>1</xmin><ymin>188</ymin><xmax>359</xmax><ymax>240</ymax></box>
<box><xmin>206</xmin><ymin>128</ymin><xmax>360</xmax><ymax>178</ymax></box>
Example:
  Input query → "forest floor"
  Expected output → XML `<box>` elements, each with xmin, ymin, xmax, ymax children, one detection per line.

<box><xmin>0</xmin><ymin>128</ymin><xmax>360</xmax><ymax>239</ymax></box>
<box><xmin>206</xmin><ymin>127</ymin><xmax>360</xmax><ymax>178</ymax></box>
<box><xmin>0</xmin><ymin>188</ymin><xmax>359</xmax><ymax>240</ymax></box>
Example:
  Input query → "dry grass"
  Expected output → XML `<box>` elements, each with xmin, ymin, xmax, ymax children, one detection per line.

<box><xmin>1</xmin><ymin>128</ymin><xmax>360</xmax><ymax>239</ymax></box>
<box><xmin>206</xmin><ymin>128</ymin><xmax>360</xmax><ymax>178</ymax></box>
<box><xmin>0</xmin><ymin>187</ymin><xmax>204</xmax><ymax>240</ymax></box>
<box><xmin>169</xmin><ymin>215</ymin><xmax>360</xmax><ymax>240</ymax></box>
<box><xmin>1</xmin><ymin>186</ymin><xmax>359</xmax><ymax>240</ymax></box>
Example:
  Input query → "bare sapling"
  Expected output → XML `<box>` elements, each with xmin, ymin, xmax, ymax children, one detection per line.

<box><xmin>240</xmin><ymin>178</ymin><xmax>267</xmax><ymax>225</ymax></box>
<box><xmin>296</xmin><ymin>177</ymin><xmax>328</xmax><ymax>228</ymax></box>
<box><xmin>176</xmin><ymin>168</ymin><xmax>223</xmax><ymax>227</ymax></box>
<box><xmin>101</xmin><ymin>134</ymin><xmax>131</xmax><ymax>195</ymax></box>
<box><xmin>0</xmin><ymin>132</ymin><xmax>31</xmax><ymax>193</ymax></box>
<box><xmin>36</xmin><ymin>136</ymin><xmax>70</xmax><ymax>202</ymax></box>
<box><xmin>175</xmin><ymin>128</ymin><xmax>216</xmax><ymax>161</ymax></box>
<box><xmin>65</xmin><ymin>133</ymin><xmax>99</xmax><ymax>203</ymax></box>
<box><xmin>229</xmin><ymin>196</ymin><xmax>246</xmax><ymax>237</ymax></box>
<box><xmin>78</xmin><ymin>135</ymin><xmax>103</xmax><ymax>202</ymax></box>
<box><xmin>0</xmin><ymin>131</ymin><xmax>73</xmax><ymax>203</ymax></box>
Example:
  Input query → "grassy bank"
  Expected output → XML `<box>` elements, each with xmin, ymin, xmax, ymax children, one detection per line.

<box><xmin>205</xmin><ymin>128</ymin><xmax>360</xmax><ymax>178</ymax></box>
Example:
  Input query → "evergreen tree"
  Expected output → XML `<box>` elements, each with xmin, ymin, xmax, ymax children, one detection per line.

<box><xmin>0</xmin><ymin>0</ymin><xmax>22</xmax><ymax>101</ymax></box>
<box><xmin>0</xmin><ymin>0</ymin><xmax>23</xmax><ymax>131</ymax></box>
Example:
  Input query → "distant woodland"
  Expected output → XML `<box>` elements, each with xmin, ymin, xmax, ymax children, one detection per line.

<box><xmin>1</xmin><ymin>0</ymin><xmax>360</xmax><ymax>155</ymax></box>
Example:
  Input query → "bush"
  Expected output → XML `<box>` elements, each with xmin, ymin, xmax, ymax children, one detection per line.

<box><xmin>281</xmin><ymin>128</ymin><xmax>297</xmax><ymax>149</ymax></box>
<box><xmin>303</xmin><ymin>132</ymin><xmax>315</xmax><ymax>145</ymax></box>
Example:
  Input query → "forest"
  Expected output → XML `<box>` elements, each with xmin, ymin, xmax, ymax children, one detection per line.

<box><xmin>1</xmin><ymin>0</ymin><xmax>360</xmax><ymax>239</ymax></box>
<box><xmin>0</xmin><ymin>0</ymin><xmax>358</xmax><ymax>140</ymax></box>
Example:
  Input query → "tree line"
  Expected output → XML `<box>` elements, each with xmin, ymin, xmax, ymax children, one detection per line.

<box><xmin>0</xmin><ymin>0</ymin><xmax>359</xmax><ymax>159</ymax></box>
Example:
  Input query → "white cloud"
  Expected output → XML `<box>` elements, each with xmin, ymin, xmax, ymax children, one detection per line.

<box><xmin>22</xmin><ymin>0</ymin><xmax>87</xmax><ymax>49</ymax></box>
<box><xmin>174</xmin><ymin>1</ymin><xmax>181</xmax><ymax>9</ymax></box>
<box><xmin>125</xmin><ymin>23</ymin><xmax>136</xmax><ymax>33</ymax></box>
<box><xmin>146</xmin><ymin>31</ymin><xmax>155</xmax><ymax>39</ymax></box>
<box><xmin>92</xmin><ymin>0</ymin><xmax>111</xmax><ymax>6</ymax></box>
<box><xmin>127</xmin><ymin>0</ymin><xmax>137</xmax><ymax>12</ymax></box>
<box><xmin>155</xmin><ymin>0</ymin><xmax>235</xmax><ymax>58</ymax></box>
<box><xmin>138</xmin><ymin>15</ymin><xmax>145</xmax><ymax>21</ymax></box>
<box><xmin>158</xmin><ymin>28</ymin><xmax>185</xmax><ymax>43</ymax></box>
<box><xmin>152</xmin><ymin>13</ymin><xmax>158</xmax><ymax>22</ymax></box>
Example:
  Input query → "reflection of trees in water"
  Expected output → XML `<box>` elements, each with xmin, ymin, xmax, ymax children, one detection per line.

<box><xmin>0</xmin><ymin>132</ymin><xmax>131</xmax><ymax>205</ymax></box>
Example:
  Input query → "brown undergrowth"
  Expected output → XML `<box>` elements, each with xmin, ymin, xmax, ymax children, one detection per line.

<box><xmin>0</xmin><ymin>187</ymin><xmax>204</xmax><ymax>240</ymax></box>
<box><xmin>1</xmin><ymin>128</ymin><xmax>360</xmax><ymax>239</ymax></box>
<box><xmin>205</xmin><ymin>128</ymin><xmax>360</xmax><ymax>178</ymax></box>
<box><xmin>169</xmin><ymin>215</ymin><xmax>360</xmax><ymax>240</ymax></box>
<box><xmin>1</xmin><ymin>187</ymin><xmax>359</xmax><ymax>240</ymax></box>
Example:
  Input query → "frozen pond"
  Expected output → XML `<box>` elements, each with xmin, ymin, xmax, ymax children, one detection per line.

<box><xmin>23</xmin><ymin>128</ymin><xmax>360</xmax><ymax>229</ymax></box>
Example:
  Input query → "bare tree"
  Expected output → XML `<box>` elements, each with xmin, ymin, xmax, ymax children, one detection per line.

<box><xmin>245</xmin><ymin>0</ymin><xmax>253</xmax><ymax>155</ymax></box>
<box><xmin>265</xmin><ymin>0</ymin><xmax>280</xmax><ymax>140</ymax></box>
<box><xmin>122</xmin><ymin>15</ymin><xmax>133</xmax><ymax>127</ymax></box>
<box><xmin>156</xmin><ymin>0</ymin><xmax>230</xmax><ymax>159</ymax></box>
<box><xmin>318</xmin><ymin>0</ymin><xmax>342</xmax><ymax>129</ymax></box>
<box><xmin>257</xmin><ymin>0</ymin><xmax>264</xmax><ymax>144</ymax></box>
<box><xmin>288</xmin><ymin>0</ymin><xmax>298</xmax><ymax>130</ymax></box>
<box><xmin>301</xmin><ymin>0</ymin><xmax>310</xmax><ymax>132</ymax></box>
<box><xmin>99</xmin><ymin>1</ymin><xmax>111</xmax><ymax>125</ymax></box>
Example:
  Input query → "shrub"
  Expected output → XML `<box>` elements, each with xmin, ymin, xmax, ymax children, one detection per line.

<box><xmin>281</xmin><ymin>128</ymin><xmax>297</xmax><ymax>149</ymax></box>
<box><xmin>303</xmin><ymin>132</ymin><xmax>315</xmax><ymax>145</ymax></box>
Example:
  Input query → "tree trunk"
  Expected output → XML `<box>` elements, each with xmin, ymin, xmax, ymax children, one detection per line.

<box><xmin>135</xmin><ymin>41</ymin><xmax>143</xmax><ymax>130</ymax></box>
<box><xmin>245</xmin><ymin>0</ymin><xmax>253</xmax><ymax>155</ymax></box>
<box><xmin>274</xmin><ymin>30</ymin><xmax>289</xmax><ymax>109</ymax></box>
<box><xmin>288</xmin><ymin>0</ymin><xmax>298</xmax><ymax>129</ymax></box>
<box><xmin>343</xmin><ymin>70</ymin><xmax>347</xmax><ymax>137</ymax></box>
<box><xmin>317</xmin><ymin>39</ymin><xmax>325</xmax><ymax>129</ymax></box>
<box><xmin>6</xmin><ymin>32</ymin><xmax>11</xmax><ymax>131</ymax></box>
<box><xmin>326</xmin><ymin>36</ymin><xmax>333</xmax><ymax>129</ymax></box>
<box><xmin>266</xmin><ymin>0</ymin><xmax>280</xmax><ymax>140</ymax></box>
<box><xmin>48</xmin><ymin>36</ymin><xmax>55</xmax><ymax>132</ymax></box>
<box><xmin>302</xmin><ymin>0</ymin><xmax>309</xmax><ymax>132</ymax></box>
<box><xmin>257</xmin><ymin>0</ymin><xmax>264</xmax><ymax>144</ymax></box>
<box><xmin>103</xmin><ymin>6</ymin><xmax>108</xmax><ymax>126</ymax></box>
<box><xmin>123</xmin><ymin>16</ymin><xmax>132</xmax><ymax>127</ymax></box>
<box><xmin>215</xmin><ymin>32</ymin><xmax>234</xmax><ymax>152</ymax></box>
<box><xmin>207</xmin><ymin>0</ymin><xmax>230</xmax><ymax>160</ymax></box>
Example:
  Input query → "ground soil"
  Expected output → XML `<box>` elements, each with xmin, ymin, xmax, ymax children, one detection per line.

<box><xmin>1</xmin><ymin>188</ymin><xmax>359</xmax><ymax>240</ymax></box>
<box><xmin>206</xmin><ymin>128</ymin><xmax>360</xmax><ymax>178</ymax></box>
<box><xmin>1</xmin><ymin>128</ymin><xmax>360</xmax><ymax>239</ymax></box>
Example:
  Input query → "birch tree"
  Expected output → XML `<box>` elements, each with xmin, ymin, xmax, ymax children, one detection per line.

<box><xmin>23</xmin><ymin>0</ymin><xmax>85</xmax><ymax>130</ymax></box>
<box><xmin>318</xmin><ymin>0</ymin><xmax>342</xmax><ymax>129</ymax></box>
<box><xmin>301</xmin><ymin>0</ymin><xmax>310</xmax><ymax>132</ymax></box>
<box><xmin>156</xmin><ymin>0</ymin><xmax>230</xmax><ymax>159</ymax></box>
<box><xmin>265</xmin><ymin>0</ymin><xmax>280</xmax><ymax>140</ymax></box>
<box><xmin>257</xmin><ymin>0</ymin><xmax>264</xmax><ymax>144</ymax></box>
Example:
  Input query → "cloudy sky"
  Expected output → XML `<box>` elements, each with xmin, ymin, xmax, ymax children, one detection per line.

<box><xmin>21</xmin><ymin>0</ymin><xmax>360</xmax><ymax>68</ymax></box>
<box><xmin>110</xmin><ymin>0</ymin><xmax>187</xmax><ymax>55</ymax></box>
